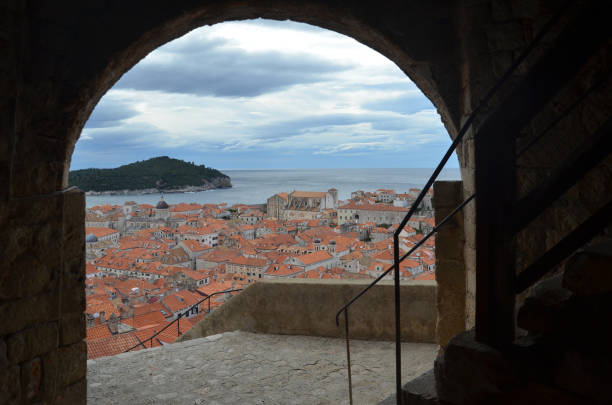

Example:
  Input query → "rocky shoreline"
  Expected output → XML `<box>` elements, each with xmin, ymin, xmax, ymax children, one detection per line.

<box><xmin>85</xmin><ymin>177</ymin><xmax>232</xmax><ymax>196</ymax></box>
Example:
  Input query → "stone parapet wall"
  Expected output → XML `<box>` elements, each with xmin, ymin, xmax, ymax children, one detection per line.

<box><xmin>179</xmin><ymin>279</ymin><xmax>437</xmax><ymax>343</ymax></box>
<box><xmin>0</xmin><ymin>188</ymin><xmax>86</xmax><ymax>404</ymax></box>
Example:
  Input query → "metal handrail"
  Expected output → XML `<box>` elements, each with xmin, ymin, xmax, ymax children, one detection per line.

<box><xmin>124</xmin><ymin>288</ymin><xmax>242</xmax><ymax>352</ymax></box>
<box><xmin>335</xmin><ymin>1</ymin><xmax>574</xmax><ymax>402</ymax></box>
<box><xmin>336</xmin><ymin>0</ymin><xmax>575</xmax><ymax>323</ymax></box>
<box><xmin>335</xmin><ymin>195</ymin><xmax>475</xmax><ymax>405</ymax></box>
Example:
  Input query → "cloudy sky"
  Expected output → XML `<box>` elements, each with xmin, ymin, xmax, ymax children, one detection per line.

<box><xmin>72</xmin><ymin>19</ymin><xmax>457</xmax><ymax>170</ymax></box>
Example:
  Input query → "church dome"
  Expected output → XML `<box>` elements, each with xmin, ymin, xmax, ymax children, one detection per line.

<box><xmin>156</xmin><ymin>198</ymin><xmax>169</xmax><ymax>209</ymax></box>
<box><xmin>85</xmin><ymin>233</ymin><xmax>98</xmax><ymax>243</ymax></box>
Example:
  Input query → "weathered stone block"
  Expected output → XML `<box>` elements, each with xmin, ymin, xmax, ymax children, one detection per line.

<box><xmin>20</xmin><ymin>357</ymin><xmax>42</xmax><ymax>401</ymax></box>
<box><xmin>0</xmin><ymin>250</ymin><xmax>61</xmax><ymax>301</ymax></box>
<box><xmin>516</xmin><ymin>288</ymin><xmax>571</xmax><ymax>335</ymax></box>
<box><xmin>503</xmin><ymin>382</ymin><xmax>586</xmax><ymax>405</ymax></box>
<box><xmin>563</xmin><ymin>249</ymin><xmax>612</xmax><ymax>296</ymax></box>
<box><xmin>492</xmin><ymin>50</ymin><xmax>513</xmax><ymax>78</ymax></box>
<box><xmin>464</xmin><ymin>247</ymin><xmax>477</xmax><ymax>330</ymax></box>
<box><xmin>554</xmin><ymin>351</ymin><xmax>612</xmax><ymax>403</ymax></box>
<box><xmin>491</xmin><ymin>0</ymin><xmax>512</xmax><ymax>21</ymax></box>
<box><xmin>60</xmin><ymin>258</ymin><xmax>85</xmax><ymax>314</ymax></box>
<box><xmin>62</xmin><ymin>187</ymin><xmax>85</xmax><ymax>259</ymax></box>
<box><xmin>57</xmin><ymin>341</ymin><xmax>87</xmax><ymax>387</ymax></box>
<box><xmin>57</xmin><ymin>378</ymin><xmax>86</xmax><ymax>405</ymax></box>
<box><xmin>487</xmin><ymin>21</ymin><xmax>526</xmax><ymax>52</ymax></box>
<box><xmin>436</xmin><ymin>258</ymin><xmax>466</xmax><ymax>347</ymax></box>
<box><xmin>0</xmin><ymin>289</ymin><xmax>60</xmax><ymax>335</ymax></box>
<box><xmin>41</xmin><ymin>342</ymin><xmax>86</xmax><ymax>403</ymax></box>
<box><xmin>402</xmin><ymin>368</ymin><xmax>439</xmax><ymax>404</ymax></box>
<box><xmin>462</xmin><ymin>206</ymin><xmax>476</xmax><ymax>250</ymax></box>
<box><xmin>42</xmin><ymin>350</ymin><xmax>59</xmax><ymax>402</ymax></box>
<box><xmin>1</xmin><ymin>193</ymin><xmax>63</xmax><ymax>300</ymax></box>
<box><xmin>433</xmin><ymin>180</ymin><xmax>467</xmax><ymax>346</ymax></box>
<box><xmin>0</xmin><ymin>338</ymin><xmax>7</xmax><ymax>369</ymax></box>
<box><xmin>433</xmin><ymin>181</ymin><xmax>463</xmax><ymax>210</ymax></box>
<box><xmin>60</xmin><ymin>313</ymin><xmax>85</xmax><ymax>346</ymax></box>
<box><xmin>0</xmin><ymin>364</ymin><xmax>20</xmax><ymax>404</ymax></box>
<box><xmin>435</xmin><ymin>233</ymin><xmax>465</xmax><ymax>262</ymax></box>
<box><xmin>9</xmin><ymin>160</ymin><xmax>64</xmax><ymax>198</ymax></box>
<box><xmin>435</xmin><ymin>330</ymin><xmax>522</xmax><ymax>405</ymax></box>
<box><xmin>7</xmin><ymin>322</ymin><xmax>58</xmax><ymax>364</ymax></box>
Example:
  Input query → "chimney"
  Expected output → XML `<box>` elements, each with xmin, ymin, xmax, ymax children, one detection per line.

<box><xmin>99</xmin><ymin>310</ymin><xmax>106</xmax><ymax>323</ymax></box>
<box><xmin>108</xmin><ymin>313</ymin><xmax>118</xmax><ymax>334</ymax></box>
<box><xmin>86</xmin><ymin>314</ymin><xmax>95</xmax><ymax>328</ymax></box>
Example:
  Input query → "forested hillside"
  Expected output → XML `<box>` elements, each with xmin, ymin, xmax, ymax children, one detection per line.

<box><xmin>69</xmin><ymin>156</ymin><xmax>230</xmax><ymax>192</ymax></box>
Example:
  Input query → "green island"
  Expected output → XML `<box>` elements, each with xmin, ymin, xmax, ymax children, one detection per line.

<box><xmin>69</xmin><ymin>156</ymin><xmax>231</xmax><ymax>193</ymax></box>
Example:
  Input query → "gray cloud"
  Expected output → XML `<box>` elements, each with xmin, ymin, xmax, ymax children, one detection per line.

<box><xmin>85</xmin><ymin>99</ymin><xmax>140</xmax><ymax>128</ymax></box>
<box><xmin>73</xmin><ymin>20</ymin><xmax>456</xmax><ymax>171</ymax></box>
<box><xmin>364</xmin><ymin>93</ymin><xmax>435</xmax><ymax>116</ymax></box>
<box><xmin>248</xmin><ymin>113</ymin><xmax>386</xmax><ymax>141</ymax></box>
<box><xmin>247</xmin><ymin>110</ymin><xmax>445</xmax><ymax>143</ymax></box>
<box><xmin>81</xmin><ymin>122</ymin><xmax>164</xmax><ymax>148</ymax></box>
<box><xmin>115</xmin><ymin>36</ymin><xmax>350</xmax><ymax>97</ymax></box>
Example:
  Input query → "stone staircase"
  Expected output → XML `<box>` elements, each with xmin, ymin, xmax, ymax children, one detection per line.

<box><xmin>379</xmin><ymin>369</ymin><xmax>439</xmax><ymax>405</ymax></box>
<box><xmin>392</xmin><ymin>238</ymin><xmax>612</xmax><ymax>405</ymax></box>
<box><xmin>513</xmin><ymin>239</ymin><xmax>612</xmax><ymax>404</ymax></box>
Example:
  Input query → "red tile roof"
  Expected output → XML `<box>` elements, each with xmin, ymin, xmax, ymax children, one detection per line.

<box><xmin>87</xmin><ymin>333</ymin><xmax>142</xmax><ymax>359</ymax></box>
<box><xmin>121</xmin><ymin>311</ymin><xmax>167</xmax><ymax>330</ymax></box>
<box><xmin>294</xmin><ymin>250</ymin><xmax>333</xmax><ymax>265</ymax></box>
<box><xmin>85</xmin><ymin>227</ymin><xmax>119</xmax><ymax>238</ymax></box>
<box><xmin>85</xmin><ymin>324</ymin><xmax>112</xmax><ymax>341</ymax></box>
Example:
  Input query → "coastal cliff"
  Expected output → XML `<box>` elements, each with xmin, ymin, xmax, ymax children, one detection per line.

<box><xmin>69</xmin><ymin>156</ymin><xmax>232</xmax><ymax>194</ymax></box>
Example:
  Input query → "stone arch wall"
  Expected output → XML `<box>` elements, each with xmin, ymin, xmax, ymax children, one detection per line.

<box><xmin>1</xmin><ymin>2</ymin><xmax>466</xmax><ymax>402</ymax></box>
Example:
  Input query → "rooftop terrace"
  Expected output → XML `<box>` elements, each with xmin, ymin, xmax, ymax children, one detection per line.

<box><xmin>87</xmin><ymin>331</ymin><xmax>437</xmax><ymax>404</ymax></box>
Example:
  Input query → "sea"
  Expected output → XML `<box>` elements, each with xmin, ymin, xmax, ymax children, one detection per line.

<box><xmin>85</xmin><ymin>168</ymin><xmax>461</xmax><ymax>208</ymax></box>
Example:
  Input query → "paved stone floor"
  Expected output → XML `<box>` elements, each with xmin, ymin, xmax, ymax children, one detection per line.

<box><xmin>87</xmin><ymin>331</ymin><xmax>438</xmax><ymax>405</ymax></box>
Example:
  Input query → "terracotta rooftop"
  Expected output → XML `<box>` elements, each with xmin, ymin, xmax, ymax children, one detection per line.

<box><xmin>294</xmin><ymin>250</ymin><xmax>333</xmax><ymax>266</ymax></box>
<box><xmin>85</xmin><ymin>324</ymin><xmax>112</xmax><ymax>341</ymax></box>
<box><xmin>85</xmin><ymin>227</ymin><xmax>119</xmax><ymax>238</ymax></box>
<box><xmin>87</xmin><ymin>333</ymin><xmax>142</xmax><ymax>360</ymax></box>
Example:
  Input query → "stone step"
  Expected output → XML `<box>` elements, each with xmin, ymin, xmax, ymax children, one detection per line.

<box><xmin>517</xmin><ymin>283</ymin><xmax>612</xmax><ymax>347</ymax></box>
<box><xmin>379</xmin><ymin>369</ymin><xmax>440</xmax><ymax>405</ymax></box>
<box><xmin>518</xmin><ymin>238</ymin><xmax>612</xmax><ymax>335</ymax></box>
<box><xmin>562</xmin><ymin>239</ymin><xmax>612</xmax><ymax>296</ymax></box>
<box><xmin>517</xmin><ymin>285</ymin><xmax>572</xmax><ymax>334</ymax></box>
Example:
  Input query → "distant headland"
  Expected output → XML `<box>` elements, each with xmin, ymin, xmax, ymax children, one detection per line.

<box><xmin>69</xmin><ymin>156</ymin><xmax>232</xmax><ymax>195</ymax></box>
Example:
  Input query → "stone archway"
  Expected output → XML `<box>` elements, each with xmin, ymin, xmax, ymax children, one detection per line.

<box><xmin>4</xmin><ymin>1</ymin><xmax>611</xmax><ymax>403</ymax></box>
<box><xmin>1</xmin><ymin>1</ymin><xmax>471</xmax><ymax>403</ymax></box>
